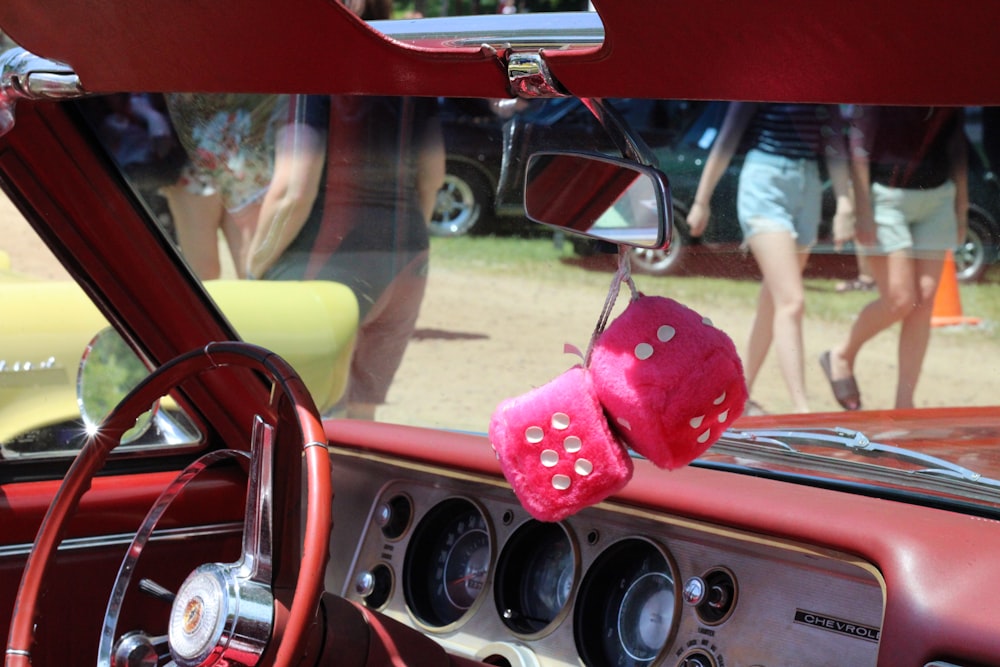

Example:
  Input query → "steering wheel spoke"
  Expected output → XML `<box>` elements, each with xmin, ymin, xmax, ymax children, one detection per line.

<box><xmin>241</xmin><ymin>415</ymin><xmax>275</xmax><ymax>585</ymax></box>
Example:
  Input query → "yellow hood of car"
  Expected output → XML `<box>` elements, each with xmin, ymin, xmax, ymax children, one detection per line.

<box><xmin>0</xmin><ymin>276</ymin><xmax>358</xmax><ymax>446</ymax></box>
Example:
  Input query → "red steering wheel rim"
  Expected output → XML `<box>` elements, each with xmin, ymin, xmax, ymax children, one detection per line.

<box><xmin>5</xmin><ymin>342</ymin><xmax>332</xmax><ymax>667</ymax></box>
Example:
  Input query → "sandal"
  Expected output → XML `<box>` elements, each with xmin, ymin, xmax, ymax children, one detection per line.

<box><xmin>743</xmin><ymin>399</ymin><xmax>768</xmax><ymax>416</ymax></box>
<box><xmin>819</xmin><ymin>350</ymin><xmax>861</xmax><ymax>410</ymax></box>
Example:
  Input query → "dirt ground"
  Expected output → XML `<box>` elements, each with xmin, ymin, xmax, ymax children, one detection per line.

<box><xmin>2</xmin><ymin>191</ymin><xmax>996</xmax><ymax>430</ymax></box>
<box><xmin>380</xmin><ymin>265</ymin><xmax>998</xmax><ymax>429</ymax></box>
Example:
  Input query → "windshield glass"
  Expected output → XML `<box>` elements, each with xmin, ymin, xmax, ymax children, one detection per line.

<box><xmin>112</xmin><ymin>95</ymin><xmax>998</xmax><ymax>420</ymax></box>
<box><xmin>5</xmin><ymin>89</ymin><xmax>1000</xmax><ymax>506</ymax></box>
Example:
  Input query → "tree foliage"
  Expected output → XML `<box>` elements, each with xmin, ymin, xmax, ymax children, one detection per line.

<box><xmin>395</xmin><ymin>0</ymin><xmax>590</xmax><ymax>19</ymax></box>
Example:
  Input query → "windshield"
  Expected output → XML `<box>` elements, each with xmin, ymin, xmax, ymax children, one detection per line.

<box><xmin>113</xmin><ymin>95</ymin><xmax>997</xmax><ymax>420</ymax></box>
<box><xmin>4</xmin><ymin>88</ymin><xmax>1000</xmax><ymax>507</ymax></box>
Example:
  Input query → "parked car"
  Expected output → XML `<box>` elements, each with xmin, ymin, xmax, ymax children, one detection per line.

<box><xmin>436</xmin><ymin>97</ymin><xmax>1000</xmax><ymax>282</ymax></box>
<box><xmin>3</xmin><ymin>4</ymin><xmax>1000</xmax><ymax>667</ymax></box>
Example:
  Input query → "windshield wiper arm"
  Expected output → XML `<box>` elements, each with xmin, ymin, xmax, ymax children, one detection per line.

<box><xmin>719</xmin><ymin>427</ymin><xmax>1000</xmax><ymax>489</ymax></box>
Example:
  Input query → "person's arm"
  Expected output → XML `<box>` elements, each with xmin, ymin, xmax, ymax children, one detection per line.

<box><xmin>828</xmin><ymin>156</ymin><xmax>855</xmax><ymax>251</ymax></box>
<box><xmin>947</xmin><ymin>109</ymin><xmax>970</xmax><ymax>245</ymax></box>
<box><xmin>415</xmin><ymin>115</ymin><xmax>446</xmax><ymax>222</ymax></box>
<box><xmin>824</xmin><ymin>105</ymin><xmax>855</xmax><ymax>250</ymax></box>
<box><xmin>847</xmin><ymin>106</ymin><xmax>878</xmax><ymax>247</ymax></box>
<box><xmin>246</xmin><ymin>117</ymin><xmax>327</xmax><ymax>279</ymax></box>
<box><xmin>685</xmin><ymin>102</ymin><xmax>756</xmax><ymax>238</ymax></box>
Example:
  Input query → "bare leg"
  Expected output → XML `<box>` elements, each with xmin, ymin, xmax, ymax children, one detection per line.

<box><xmin>220</xmin><ymin>201</ymin><xmax>262</xmax><ymax>279</ymax></box>
<box><xmin>746</xmin><ymin>230</ymin><xmax>811</xmax><ymax>413</ymax></box>
<box><xmin>895</xmin><ymin>253</ymin><xmax>946</xmax><ymax>408</ymax></box>
<box><xmin>742</xmin><ymin>283</ymin><xmax>773</xmax><ymax>395</ymax></box>
<box><xmin>828</xmin><ymin>250</ymin><xmax>917</xmax><ymax>387</ymax></box>
<box><xmin>162</xmin><ymin>184</ymin><xmax>224</xmax><ymax>280</ymax></box>
<box><xmin>856</xmin><ymin>251</ymin><xmax>874</xmax><ymax>283</ymax></box>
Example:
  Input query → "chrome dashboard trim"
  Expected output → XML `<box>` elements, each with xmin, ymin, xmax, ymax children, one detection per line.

<box><xmin>0</xmin><ymin>521</ymin><xmax>243</xmax><ymax>559</ymax></box>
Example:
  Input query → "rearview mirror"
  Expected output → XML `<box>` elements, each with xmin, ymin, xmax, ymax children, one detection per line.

<box><xmin>523</xmin><ymin>152</ymin><xmax>672</xmax><ymax>250</ymax></box>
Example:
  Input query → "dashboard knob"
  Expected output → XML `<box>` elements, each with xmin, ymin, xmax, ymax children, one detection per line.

<box><xmin>682</xmin><ymin>576</ymin><xmax>706</xmax><ymax>605</ymax></box>
<box><xmin>374</xmin><ymin>502</ymin><xmax>393</xmax><ymax>527</ymax></box>
<box><xmin>374</xmin><ymin>495</ymin><xmax>412</xmax><ymax>539</ymax></box>
<box><xmin>354</xmin><ymin>570</ymin><xmax>376</xmax><ymax>597</ymax></box>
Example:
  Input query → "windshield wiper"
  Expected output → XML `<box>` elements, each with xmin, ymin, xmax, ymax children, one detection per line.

<box><xmin>716</xmin><ymin>426</ymin><xmax>1000</xmax><ymax>490</ymax></box>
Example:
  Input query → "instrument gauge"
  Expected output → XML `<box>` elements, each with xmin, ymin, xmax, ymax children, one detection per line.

<box><xmin>574</xmin><ymin>538</ymin><xmax>678</xmax><ymax>667</ymax></box>
<box><xmin>403</xmin><ymin>498</ymin><xmax>492</xmax><ymax>629</ymax></box>
<box><xmin>495</xmin><ymin>520</ymin><xmax>577</xmax><ymax>636</ymax></box>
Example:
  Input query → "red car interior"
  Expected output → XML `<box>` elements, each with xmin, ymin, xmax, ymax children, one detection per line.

<box><xmin>1</xmin><ymin>1</ymin><xmax>999</xmax><ymax>666</ymax></box>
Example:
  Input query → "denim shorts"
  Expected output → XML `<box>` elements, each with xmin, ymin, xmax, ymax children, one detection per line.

<box><xmin>867</xmin><ymin>181</ymin><xmax>957</xmax><ymax>255</ymax></box>
<box><xmin>736</xmin><ymin>149</ymin><xmax>822</xmax><ymax>247</ymax></box>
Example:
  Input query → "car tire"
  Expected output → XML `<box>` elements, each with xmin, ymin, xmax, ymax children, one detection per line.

<box><xmin>954</xmin><ymin>213</ymin><xmax>997</xmax><ymax>283</ymax></box>
<box><xmin>568</xmin><ymin>234</ymin><xmax>598</xmax><ymax>257</ymax></box>
<box><xmin>628</xmin><ymin>216</ymin><xmax>686</xmax><ymax>276</ymax></box>
<box><xmin>429</xmin><ymin>163</ymin><xmax>494</xmax><ymax>237</ymax></box>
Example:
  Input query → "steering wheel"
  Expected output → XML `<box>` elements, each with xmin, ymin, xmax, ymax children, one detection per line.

<box><xmin>5</xmin><ymin>342</ymin><xmax>332</xmax><ymax>667</ymax></box>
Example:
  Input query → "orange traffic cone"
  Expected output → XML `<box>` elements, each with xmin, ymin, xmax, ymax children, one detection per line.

<box><xmin>931</xmin><ymin>250</ymin><xmax>981</xmax><ymax>327</ymax></box>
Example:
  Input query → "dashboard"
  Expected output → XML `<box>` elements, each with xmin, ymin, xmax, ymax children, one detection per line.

<box><xmin>327</xmin><ymin>448</ymin><xmax>885</xmax><ymax>667</ymax></box>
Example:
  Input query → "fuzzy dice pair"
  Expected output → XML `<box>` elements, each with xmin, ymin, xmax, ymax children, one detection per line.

<box><xmin>489</xmin><ymin>296</ymin><xmax>747</xmax><ymax>522</ymax></box>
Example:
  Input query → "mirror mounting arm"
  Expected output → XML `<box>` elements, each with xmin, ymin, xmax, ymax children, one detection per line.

<box><xmin>506</xmin><ymin>51</ymin><xmax>570</xmax><ymax>99</ymax></box>
<box><xmin>503</xmin><ymin>52</ymin><xmax>658</xmax><ymax>169</ymax></box>
<box><xmin>0</xmin><ymin>47</ymin><xmax>85</xmax><ymax>137</ymax></box>
<box><xmin>579</xmin><ymin>97</ymin><xmax>659</xmax><ymax>168</ymax></box>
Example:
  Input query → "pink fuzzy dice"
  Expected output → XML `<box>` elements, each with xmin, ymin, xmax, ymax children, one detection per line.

<box><xmin>589</xmin><ymin>296</ymin><xmax>747</xmax><ymax>469</ymax></box>
<box><xmin>489</xmin><ymin>366</ymin><xmax>634</xmax><ymax>522</ymax></box>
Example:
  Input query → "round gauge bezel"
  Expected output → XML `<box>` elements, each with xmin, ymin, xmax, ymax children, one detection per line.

<box><xmin>376</xmin><ymin>492</ymin><xmax>414</xmax><ymax>541</ymax></box>
<box><xmin>493</xmin><ymin>519</ymin><xmax>579</xmax><ymax>639</ymax></box>
<box><xmin>358</xmin><ymin>561</ymin><xmax>394</xmax><ymax>611</ymax></box>
<box><xmin>573</xmin><ymin>537</ymin><xmax>680</xmax><ymax>667</ymax></box>
<box><xmin>694</xmin><ymin>566</ymin><xmax>738</xmax><ymax>625</ymax></box>
<box><xmin>402</xmin><ymin>497</ymin><xmax>494</xmax><ymax>632</ymax></box>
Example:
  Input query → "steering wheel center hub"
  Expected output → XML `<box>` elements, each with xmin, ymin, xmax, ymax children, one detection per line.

<box><xmin>168</xmin><ymin>563</ymin><xmax>275</xmax><ymax>667</ymax></box>
<box><xmin>169</xmin><ymin>566</ymin><xmax>229</xmax><ymax>664</ymax></box>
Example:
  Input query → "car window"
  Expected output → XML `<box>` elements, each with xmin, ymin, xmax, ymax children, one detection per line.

<box><xmin>0</xmin><ymin>185</ymin><xmax>206</xmax><ymax>459</ymax></box>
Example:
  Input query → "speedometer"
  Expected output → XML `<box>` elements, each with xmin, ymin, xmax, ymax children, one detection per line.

<box><xmin>403</xmin><ymin>498</ymin><xmax>492</xmax><ymax>629</ymax></box>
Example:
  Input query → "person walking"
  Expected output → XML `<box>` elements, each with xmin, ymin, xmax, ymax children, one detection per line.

<box><xmin>820</xmin><ymin>105</ymin><xmax>968</xmax><ymax>410</ymax></box>
<box><xmin>687</xmin><ymin>102</ymin><xmax>852</xmax><ymax>413</ymax></box>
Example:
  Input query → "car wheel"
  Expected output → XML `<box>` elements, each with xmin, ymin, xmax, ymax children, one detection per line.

<box><xmin>628</xmin><ymin>218</ymin><xmax>686</xmax><ymax>276</ymax></box>
<box><xmin>429</xmin><ymin>163</ymin><xmax>494</xmax><ymax>237</ymax></box>
<box><xmin>954</xmin><ymin>214</ymin><xmax>997</xmax><ymax>283</ymax></box>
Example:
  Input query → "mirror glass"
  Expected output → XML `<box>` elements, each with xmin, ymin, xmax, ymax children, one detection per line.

<box><xmin>77</xmin><ymin>328</ymin><xmax>155</xmax><ymax>442</ymax></box>
<box><xmin>524</xmin><ymin>152</ymin><xmax>670</xmax><ymax>249</ymax></box>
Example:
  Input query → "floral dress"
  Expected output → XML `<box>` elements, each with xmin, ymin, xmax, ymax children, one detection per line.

<box><xmin>165</xmin><ymin>93</ymin><xmax>288</xmax><ymax>212</ymax></box>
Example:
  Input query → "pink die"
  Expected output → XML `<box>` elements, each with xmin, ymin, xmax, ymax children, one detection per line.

<box><xmin>489</xmin><ymin>366</ymin><xmax>634</xmax><ymax>522</ymax></box>
<box><xmin>589</xmin><ymin>296</ymin><xmax>748</xmax><ymax>469</ymax></box>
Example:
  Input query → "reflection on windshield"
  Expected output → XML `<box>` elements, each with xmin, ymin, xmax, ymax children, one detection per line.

<box><xmin>72</xmin><ymin>95</ymin><xmax>1000</xmax><ymax>433</ymax></box>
